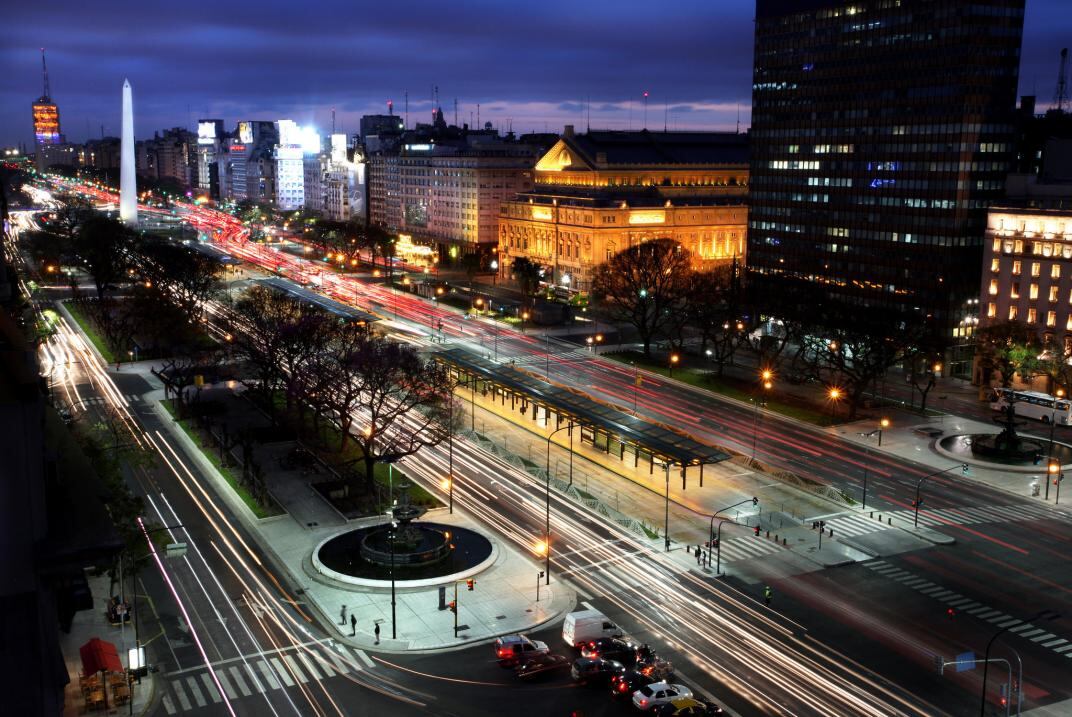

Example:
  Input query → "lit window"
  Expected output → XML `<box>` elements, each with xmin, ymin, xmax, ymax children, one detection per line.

<box><xmin>1053</xmin><ymin>264</ymin><xmax>1062</xmax><ymax>279</ymax></box>
<box><xmin>987</xmin><ymin>302</ymin><xmax>997</xmax><ymax>318</ymax></box>
<box><xmin>1027</xmin><ymin>308</ymin><xmax>1038</xmax><ymax>323</ymax></box>
<box><xmin>1009</xmin><ymin>306</ymin><xmax>1019</xmax><ymax>320</ymax></box>
<box><xmin>1051</xmin><ymin>286</ymin><xmax>1060</xmax><ymax>302</ymax></box>
<box><xmin>1047</xmin><ymin>311</ymin><xmax>1057</xmax><ymax>327</ymax></box>
<box><xmin>1012</xmin><ymin>261</ymin><xmax>1022</xmax><ymax>275</ymax></box>
<box><xmin>1030</xmin><ymin>283</ymin><xmax>1039</xmax><ymax>300</ymax></box>
<box><xmin>1011</xmin><ymin>282</ymin><xmax>1020</xmax><ymax>299</ymax></box>
<box><xmin>1032</xmin><ymin>263</ymin><xmax>1041</xmax><ymax>277</ymax></box>
<box><xmin>990</xmin><ymin>258</ymin><xmax>1000</xmax><ymax>272</ymax></box>
<box><xmin>989</xmin><ymin>279</ymin><xmax>999</xmax><ymax>295</ymax></box>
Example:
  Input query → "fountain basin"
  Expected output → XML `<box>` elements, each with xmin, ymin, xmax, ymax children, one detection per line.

<box><xmin>936</xmin><ymin>433</ymin><xmax>1072</xmax><ymax>471</ymax></box>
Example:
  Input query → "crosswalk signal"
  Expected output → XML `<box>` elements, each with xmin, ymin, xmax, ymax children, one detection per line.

<box><xmin>466</xmin><ymin>579</ymin><xmax>474</xmax><ymax>591</ymax></box>
<box><xmin>448</xmin><ymin>601</ymin><xmax>457</xmax><ymax>613</ymax></box>
<box><xmin>752</xmin><ymin>497</ymin><xmax>759</xmax><ymax>506</ymax></box>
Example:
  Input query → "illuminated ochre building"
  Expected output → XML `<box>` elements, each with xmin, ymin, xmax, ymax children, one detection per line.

<box><xmin>498</xmin><ymin>127</ymin><xmax>749</xmax><ymax>292</ymax></box>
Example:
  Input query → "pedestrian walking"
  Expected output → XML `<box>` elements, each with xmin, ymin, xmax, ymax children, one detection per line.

<box><xmin>696</xmin><ymin>548</ymin><xmax>702</xmax><ymax>566</ymax></box>
<box><xmin>374</xmin><ymin>622</ymin><xmax>381</xmax><ymax>645</ymax></box>
<box><xmin>339</xmin><ymin>605</ymin><xmax>347</xmax><ymax>625</ymax></box>
<box><xmin>764</xmin><ymin>585</ymin><xmax>773</xmax><ymax>606</ymax></box>
<box><xmin>350</xmin><ymin>614</ymin><xmax>357</xmax><ymax>636</ymax></box>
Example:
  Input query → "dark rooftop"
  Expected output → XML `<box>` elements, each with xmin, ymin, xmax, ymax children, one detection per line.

<box><xmin>564</xmin><ymin>129</ymin><xmax>748</xmax><ymax>168</ymax></box>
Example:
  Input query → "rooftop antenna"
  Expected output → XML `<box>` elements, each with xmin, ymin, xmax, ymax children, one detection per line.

<box><xmin>586</xmin><ymin>96</ymin><xmax>591</xmax><ymax>132</ymax></box>
<box><xmin>736</xmin><ymin>103</ymin><xmax>741</xmax><ymax>134</ymax></box>
<box><xmin>454</xmin><ymin>98</ymin><xmax>458</xmax><ymax>127</ymax></box>
<box><xmin>405</xmin><ymin>91</ymin><xmax>409</xmax><ymax>129</ymax></box>
<box><xmin>643</xmin><ymin>91</ymin><xmax>649</xmax><ymax>130</ymax></box>
<box><xmin>387</xmin><ymin>99</ymin><xmax>393</xmax><ymax>116</ymax></box>
<box><xmin>1056</xmin><ymin>48</ymin><xmax>1069</xmax><ymax>113</ymax></box>
<box><xmin>40</xmin><ymin>47</ymin><xmax>51</xmax><ymax>99</ymax></box>
<box><xmin>331</xmin><ymin>107</ymin><xmax>336</xmax><ymax>134</ymax></box>
<box><xmin>477</xmin><ymin>103</ymin><xmax>481</xmax><ymax>128</ymax></box>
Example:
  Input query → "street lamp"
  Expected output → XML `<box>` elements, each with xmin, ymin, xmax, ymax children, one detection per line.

<box><xmin>1046</xmin><ymin>388</ymin><xmax>1066</xmax><ymax>500</ymax></box>
<box><xmin>1048</xmin><ymin>460</ymin><xmax>1064</xmax><ymax>505</ymax></box>
<box><xmin>544</xmin><ymin>421</ymin><xmax>575</xmax><ymax>585</ymax></box>
<box><xmin>828</xmin><ymin>387</ymin><xmax>842</xmax><ymax>420</ymax></box>
<box><xmin>521</xmin><ymin>310</ymin><xmax>530</xmax><ymax>333</ymax></box>
<box><xmin>387</xmin><ymin>518</ymin><xmax>398</xmax><ymax>639</ymax></box>
<box><xmin>752</xmin><ymin>372</ymin><xmax>773</xmax><ymax>461</ymax></box>
<box><xmin>663</xmin><ymin>460</ymin><xmax>675</xmax><ymax>552</ymax></box>
<box><xmin>980</xmin><ymin>610</ymin><xmax>1059</xmax><ymax>716</ymax></box>
<box><xmin>669</xmin><ymin>353</ymin><xmax>680</xmax><ymax>378</ymax></box>
<box><xmin>879</xmin><ymin>417</ymin><xmax>890</xmax><ymax>446</ymax></box>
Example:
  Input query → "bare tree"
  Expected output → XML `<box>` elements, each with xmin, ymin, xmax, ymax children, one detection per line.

<box><xmin>591</xmin><ymin>239</ymin><xmax>692</xmax><ymax>357</ymax></box>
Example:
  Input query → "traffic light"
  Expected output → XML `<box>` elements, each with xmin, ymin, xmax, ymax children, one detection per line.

<box><xmin>753</xmin><ymin>525</ymin><xmax>760</xmax><ymax>537</ymax></box>
<box><xmin>448</xmin><ymin>601</ymin><xmax>457</xmax><ymax>613</ymax></box>
<box><xmin>946</xmin><ymin>607</ymin><xmax>956</xmax><ymax>619</ymax></box>
<box><xmin>752</xmin><ymin>497</ymin><xmax>759</xmax><ymax>506</ymax></box>
<box><xmin>466</xmin><ymin>579</ymin><xmax>474</xmax><ymax>592</ymax></box>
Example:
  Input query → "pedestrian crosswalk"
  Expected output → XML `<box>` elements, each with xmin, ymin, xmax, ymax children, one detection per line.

<box><xmin>714</xmin><ymin>536</ymin><xmax>785</xmax><ymax>564</ymax></box>
<box><xmin>863</xmin><ymin>559</ymin><xmax>1072</xmax><ymax>659</ymax></box>
<box><xmin>74</xmin><ymin>394</ymin><xmax>142</xmax><ymax>408</ymax></box>
<box><xmin>160</xmin><ymin>642</ymin><xmax>373</xmax><ymax>714</ymax></box>
<box><xmin>822</xmin><ymin>502</ymin><xmax>1064</xmax><ymax>537</ymax></box>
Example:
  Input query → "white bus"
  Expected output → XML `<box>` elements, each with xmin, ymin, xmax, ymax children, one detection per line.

<box><xmin>989</xmin><ymin>388</ymin><xmax>1072</xmax><ymax>425</ymax></box>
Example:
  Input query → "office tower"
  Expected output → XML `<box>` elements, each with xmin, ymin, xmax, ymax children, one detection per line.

<box><xmin>748</xmin><ymin>0</ymin><xmax>1026</xmax><ymax>335</ymax></box>
<box><xmin>32</xmin><ymin>49</ymin><xmax>63</xmax><ymax>172</ymax></box>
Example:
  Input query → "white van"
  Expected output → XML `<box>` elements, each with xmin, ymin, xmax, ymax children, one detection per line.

<box><xmin>562</xmin><ymin>609</ymin><xmax>622</xmax><ymax>647</ymax></box>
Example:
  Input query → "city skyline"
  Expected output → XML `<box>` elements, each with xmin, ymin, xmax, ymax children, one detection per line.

<box><xmin>2</xmin><ymin>0</ymin><xmax>1069</xmax><ymax>147</ymax></box>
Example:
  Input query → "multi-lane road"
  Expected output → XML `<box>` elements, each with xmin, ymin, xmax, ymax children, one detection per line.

<box><xmin>24</xmin><ymin>179</ymin><xmax>1072</xmax><ymax>715</ymax></box>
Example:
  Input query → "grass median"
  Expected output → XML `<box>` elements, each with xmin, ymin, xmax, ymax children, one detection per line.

<box><xmin>63</xmin><ymin>300</ymin><xmax>118</xmax><ymax>364</ymax></box>
<box><xmin>162</xmin><ymin>400</ymin><xmax>282</xmax><ymax>518</ymax></box>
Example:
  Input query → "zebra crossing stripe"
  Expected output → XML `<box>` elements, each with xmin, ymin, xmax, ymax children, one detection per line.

<box><xmin>171</xmin><ymin>679</ymin><xmax>192</xmax><ymax>711</ymax></box>
<box><xmin>1055</xmin><ymin>644</ymin><xmax>1072</xmax><ymax>653</ymax></box>
<box><xmin>269</xmin><ymin>657</ymin><xmax>294</xmax><ymax>687</ymax></box>
<box><xmin>282</xmin><ymin>654</ymin><xmax>310</xmax><ymax>683</ymax></box>
<box><xmin>354</xmin><ymin>648</ymin><xmax>375</xmax><ymax>669</ymax></box>
<box><xmin>257</xmin><ymin>660</ymin><xmax>282</xmax><ymax>689</ymax></box>
<box><xmin>1030</xmin><ymin>632</ymin><xmax>1056</xmax><ymax>643</ymax></box>
<box><xmin>185</xmin><ymin>677</ymin><xmax>206</xmax><ymax>708</ymax></box>
<box><xmin>297</xmin><ymin>652</ymin><xmax>323</xmax><ymax>680</ymax></box>
<box><xmin>199</xmin><ymin>672</ymin><xmax>222</xmax><ymax>702</ymax></box>
<box><xmin>1043</xmin><ymin>638</ymin><xmax>1068</xmax><ymax>649</ymax></box>
<box><xmin>228</xmin><ymin>665</ymin><xmax>252</xmax><ymax>697</ymax></box>
<box><xmin>214</xmin><ymin>669</ymin><xmax>238</xmax><ymax>699</ymax></box>
<box><xmin>327</xmin><ymin>650</ymin><xmax>351</xmax><ymax>675</ymax></box>
<box><xmin>996</xmin><ymin>618</ymin><xmax>1022</xmax><ymax>628</ymax></box>
<box><xmin>162</xmin><ymin>694</ymin><xmax>177</xmax><ymax>715</ymax></box>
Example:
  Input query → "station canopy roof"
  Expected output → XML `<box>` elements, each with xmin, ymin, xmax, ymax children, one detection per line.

<box><xmin>256</xmin><ymin>276</ymin><xmax>379</xmax><ymax>324</ymax></box>
<box><xmin>436</xmin><ymin>347</ymin><xmax>730</xmax><ymax>467</ymax></box>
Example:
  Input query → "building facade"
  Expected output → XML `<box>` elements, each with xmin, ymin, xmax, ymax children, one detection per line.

<box><xmin>748</xmin><ymin>0</ymin><xmax>1026</xmax><ymax>335</ymax></box>
<box><xmin>196</xmin><ymin>119</ymin><xmax>226</xmax><ymax>199</ymax></box>
<box><xmin>499</xmin><ymin>128</ymin><xmax>749</xmax><ymax>293</ymax></box>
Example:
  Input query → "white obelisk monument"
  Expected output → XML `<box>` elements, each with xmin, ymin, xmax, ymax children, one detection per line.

<box><xmin>119</xmin><ymin>79</ymin><xmax>137</xmax><ymax>224</ymax></box>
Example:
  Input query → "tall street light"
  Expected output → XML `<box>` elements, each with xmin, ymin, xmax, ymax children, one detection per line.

<box><xmin>980</xmin><ymin>610</ymin><xmax>1058</xmax><ymax>716</ymax></box>
<box><xmin>663</xmin><ymin>461</ymin><xmax>675</xmax><ymax>551</ymax></box>
<box><xmin>751</xmin><ymin>371</ymin><xmax>773</xmax><ymax>461</ymax></box>
<box><xmin>669</xmin><ymin>352</ymin><xmax>680</xmax><ymax>378</ymax></box>
<box><xmin>859</xmin><ymin>418</ymin><xmax>889</xmax><ymax>510</ymax></box>
<box><xmin>828</xmin><ymin>387</ymin><xmax>842</xmax><ymax>421</ymax></box>
<box><xmin>388</xmin><ymin>517</ymin><xmax>398</xmax><ymax>639</ymax></box>
<box><xmin>544</xmin><ymin>420</ymin><xmax>574</xmax><ymax>585</ymax></box>
<box><xmin>1048</xmin><ymin>460</ymin><xmax>1064</xmax><ymax>505</ymax></box>
<box><xmin>1046</xmin><ymin>388</ymin><xmax>1065</xmax><ymax>500</ymax></box>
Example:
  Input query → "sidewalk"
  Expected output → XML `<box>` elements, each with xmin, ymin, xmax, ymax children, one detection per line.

<box><xmin>147</xmin><ymin>383</ymin><xmax>576</xmax><ymax>653</ymax></box>
<box><xmin>60</xmin><ymin>573</ymin><xmax>155</xmax><ymax>717</ymax></box>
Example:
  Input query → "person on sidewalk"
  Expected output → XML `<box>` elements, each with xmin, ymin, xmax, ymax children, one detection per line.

<box><xmin>696</xmin><ymin>548</ymin><xmax>702</xmax><ymax>566</ymax></box>
<box><xmin>350</xmin><ymin>614</ymin><xmax>357</xmax><ymax>636</ymax></box>
<box><xmin>339</xmin><ymin>605</ymin><xmax>347</xmax><ymax>625</ymax></box>
<box><xmin>374</xmin><ymin>623</ymin><xmax>381</xmax><ymax>645</ymax></box>
<box><xmin>764</xmin><ymin>585</ymin><xmax>773</xmax><ymax>606</ymax></box>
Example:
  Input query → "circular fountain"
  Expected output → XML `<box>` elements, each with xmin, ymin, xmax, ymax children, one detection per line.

<box><xmin>935</xmin><ymin>400</ymin><xmax>1072</xmax><ymax>470</ymax></box>
<box><xmin>312</xmin><ymin>483</ymin><xmax>493</xmax><ymax>586</ymax></box>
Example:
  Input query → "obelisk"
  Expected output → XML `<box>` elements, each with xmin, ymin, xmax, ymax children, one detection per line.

<box><xmin>119</xmin><ymin>79</ymin><xmax>137</xmax><ymax>224</ymax></box>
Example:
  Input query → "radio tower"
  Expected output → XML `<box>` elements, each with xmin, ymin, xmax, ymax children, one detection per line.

<box><xmin>41</xmin><ymin>48</ymin><xmax>51</xmax><ymax>99</ymax></box>
<box><xmin>1055</xmin><ymin>48</ymin><xmax>1069</xmax><ymax>113</ymax></box>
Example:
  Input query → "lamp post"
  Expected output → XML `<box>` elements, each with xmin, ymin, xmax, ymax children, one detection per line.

<box><xmin>544</xmin><ymin>421</ymin><xmax>574</xmax><ymax>585</ymax></box>
<box><xmin>388</xmin><ymin>518</ymin><xmax>398</xmax><ymax>639</ymax></box>
<box><xmin>669</xmin><ymin>352</ymin><xmax>680</xmax><ymax>378</ymax></box>
<box><xmin>879</xmin><ymin>416</ymin><xmax>890</xmax><ymax>446</ymax></box>
<box><xmin>1048</xmin><ymin>460</ymin><xmax>1064</xmax><ymax>505</ymax></box>
<box><xmin>914</xmin><ymin>463</ymin><xmax>969</xmax><ymax>527</ymax></box>
<box><xmin>521</xmin><ymin>310</ymin><xmax>530</xmax><ymax>334</ymax></box>
<box><xmin>1046</xmin><ymin>388</ymin><xmax>1065</xmax><ymax>500</ymax></box>
<box><xmin>828</xmin><ymin>387</ymin><xmax>842</xmax><ymax>421</ymax></box>
<box><xmin>447</xmin><ymin>387</ymin><xmax>455</xmax><ymax>514</ymax></box>
<box><xmin>663</xmin><ymin>461</ymin><xmax>673</xmax><ymax>551</ymax></box>
<box><xmin>751</xmin><ymin>372</ymin><xmax>773</xmax><ymax>461</ymax></box>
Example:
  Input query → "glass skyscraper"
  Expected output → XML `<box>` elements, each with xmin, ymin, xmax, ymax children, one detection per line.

<box><xmin>748</xmin><ymin>0</ymin><xmax>1026</xmax><ymax>334</ymax></box>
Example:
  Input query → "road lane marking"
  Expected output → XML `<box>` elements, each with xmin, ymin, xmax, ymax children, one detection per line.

<box><xmin>199</xmin><ymin>672</ymin><xmax>222</xmax><ymax>702</ymax></box>
<box><xmin>269</xmin><ymin>657</ymin><xmax>294</xmax><ymax>687</ymax></box>
<box><xmin>257</xmin><ymin>660</ymin><xmax>282</xmax><ymax>689</ymax></box>
<box><xmin>171</xmin><ymin>679</ymin><xmax>192</xmax><ymax>711</ymax></box>
<box><xmin>283</xmin><ymin>654</ymin><xmax>309</xmax><ymax>683</ymax></box>
<box><xmin>214</xmin><ymin>669</ymin><xmax>238</xmax><ymax>699</ymax></box>
<box><xmin>185</xmin><ymin>677</ymin><xmax>206</xmax><ymax>707</ymax></box>
<box><xmin>228</xmin><ymin>665</ymin><xmax>252</xmax><ymax>697</ymax></box>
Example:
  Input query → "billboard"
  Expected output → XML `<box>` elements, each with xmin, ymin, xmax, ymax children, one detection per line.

<box><xmin>198</xmin><ymin>121</ymin><xmax>218</xmax><ymax>145</ymax></box>
<box><xmin>237</xmin><ymin>121</ymin><xmax>253</xmax><ymax>144</ymax></box>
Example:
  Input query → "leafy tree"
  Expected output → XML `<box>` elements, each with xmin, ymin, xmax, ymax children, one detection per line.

<box><xmin>231</xmin><ymin>286</ymin><xmax>305</xmax><ymax>412</ymax></box>
<box><xmin>71</xmin><ymin>215</ymin><xmax>135</xmax><ymax>301</ymax></box>
<box><xmin>510</xmin><ymin>256</ymin><xmax>543</xmax><ymax>299</ymax></box>
<box><xmin>590</xmin><ymin>239</ymin><xmax>692</xmax><ymax>357</ymax></box>
<box><xmin>136</xmin><ymin>239</ymin><xmax>221</xmax><ymax>318</ymax></box>
<box><xmin>683</xmin><ymin>264</ymin><xmax>749</xmax><ymax>375</ymax></box>
<box><xmin>1035</xmin><ymin>335</ymin><xmax>1072</xmax><ymax>395</ymax></box>
<box><xmin>975</xmin><ymin>321</ymin><xmax>1042</xmax><ymax>388</ymax></box>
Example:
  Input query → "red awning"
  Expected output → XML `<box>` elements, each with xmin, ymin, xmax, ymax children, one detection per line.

<box><xmin>80</xmin><ymin>638</ymin><xmax>123</xmax><ymax>676</ymax></box>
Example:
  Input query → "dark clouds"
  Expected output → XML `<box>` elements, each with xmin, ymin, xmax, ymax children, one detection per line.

<box><xmin>0</xmin><ymin>0</ymin><xmax>1067</xmax><ymax>145</ymax></box>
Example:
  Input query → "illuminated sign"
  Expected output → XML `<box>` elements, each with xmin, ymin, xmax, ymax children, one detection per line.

<box><xmin>198</xmin><ymin>121</ymin><xmax>217</xmax><ymax>145</ymax></box>
<box><xmin>230</xmin><ymin>144</ymin><xmax>247</xmax><ymax>152</ymax></box>
<box><xmin>628</xmin><ymin>210</ymin><xmax>666</xmax><ymax>225</ymax></box>
<box><xmin>531</xmin><ymin>207</ymin><xmax>553</xmax><ymax>221</ymax></box>
<box><xmin>237</xmin><ymin>122</ymin><xmax>253</xmax><ymax>144</ymax></box>
<box><xmin>405</xmin><ymin>143</ymin><xmax>433</xmax><ymax>151</ymax></box>
<box><xmin>299</xmin><ymin>126</ymin><xmax>321</xmax><ymax>154</ymax></box>
<box><xmin>33</xmin><ymin>103</ymin><xmax>61</xmax><ymax>145</ymax></box>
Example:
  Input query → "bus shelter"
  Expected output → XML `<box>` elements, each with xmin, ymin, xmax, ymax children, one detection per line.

<box><xmin>435</xmin><ymin>347</ymin><xmax>730</xmax><ymax>488</ymax></box>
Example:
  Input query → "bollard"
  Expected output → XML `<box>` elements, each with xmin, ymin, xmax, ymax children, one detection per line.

<box><xmin>828</xmin><ymin>528</ymin><xmax>833</xmax><ymax>537</ymax></box>
<box><xmin>766</xmin><ymin>530</ymin><xmax>770</xmax><ymax>538</ymax></box>
<box><xmin>774</xmin><ymin>534</ymin><xmax>778</xmax><ymax>542</ymax></box>
<box><xmin>782</xmin><ymin>538</ymin><xmax>787</xmax><ymax>546</ymax></box>
<box><xmin>888</xmin><ymin>517</ymin><xmax>892</xmax><ymax>524</ymax></box>
<box><xmin>870</xmin><ymin>511</ymin><xmax>874</xmax><ymax>519</ymax></box>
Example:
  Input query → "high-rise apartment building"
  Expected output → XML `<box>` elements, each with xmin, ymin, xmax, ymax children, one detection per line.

<box><xmin>748</xmin><ymin>0</ymin><xmax>1026</xmax><ymax>335</ymax></box>
<box><xmin>196</xmin><ymin>120</ymin><xmax>226</xmax><ymax>199</ymax></box>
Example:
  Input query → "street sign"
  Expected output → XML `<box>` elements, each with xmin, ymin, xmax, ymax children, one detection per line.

<box><xmin>165</xmin><ymin>542</ymin><xmax>188</xmax><ymax>558</ymax></box>
<box><xmin>955</xmin><ymin>651</ymin><xmax>975</xmax><ymax>672</ymax></box>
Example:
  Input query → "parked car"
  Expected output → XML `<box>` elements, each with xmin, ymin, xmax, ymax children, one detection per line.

<box><xmin>609</xmin><ymin>669</ymin><xmax>655</xmax><ymax>699</ymax></box>
<box><xmin>494</xmin><ymin>635</ymin><xmax>549</xmax><ymax>666</ymax></box>
<box><xmin>570</xmin><ymin>657</ymin><xmax>626</xmax><ymax>686</ymax></box>
<box><xmin>515</xmin><ymin>654</ymin><xmax>570</xmax><ymax>681</ymax></box>
<box><xmin>633</xmin><ymin>682</ymin><xmax>694</xmax><ymax>711</ymax></box>
<box><xmin>651</xmin><ymin>696</ymin><xmax>724</xmax><ymax>716</ymax></box>
<box><xmin>579</xmin><ymin>637</ymin><xmax>638</xmax><ymax>664</ymax></box>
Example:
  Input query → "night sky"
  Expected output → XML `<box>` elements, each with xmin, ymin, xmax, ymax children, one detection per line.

<box><xmin>1</xmin><ymin>0</ymin><xmax>1069</xmax><ymax>146</ymax></box>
